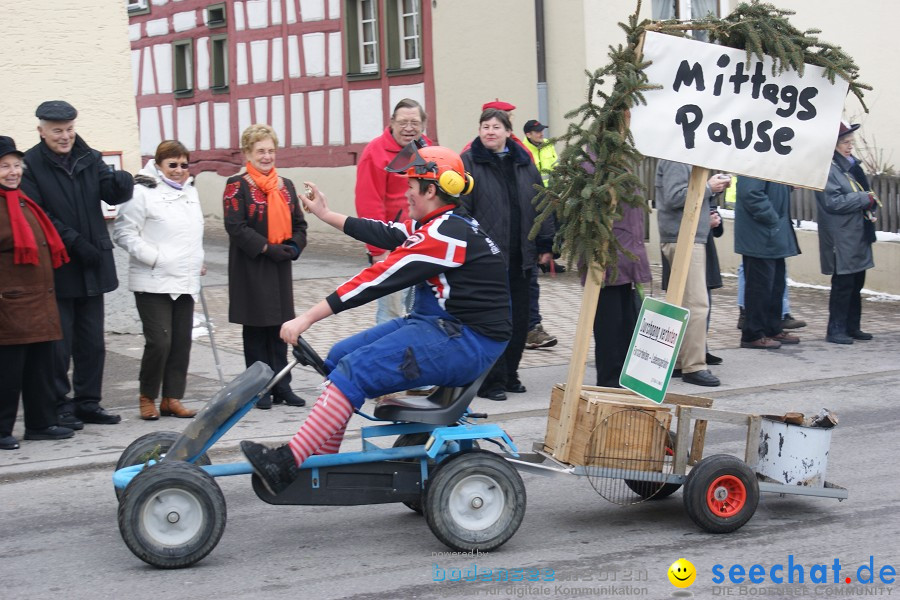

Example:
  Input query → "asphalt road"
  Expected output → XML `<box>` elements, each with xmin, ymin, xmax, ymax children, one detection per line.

<box><xmin>3</xmin><ymin>364</ymin><xmax>899</xmax><ymax>599</ymax></box>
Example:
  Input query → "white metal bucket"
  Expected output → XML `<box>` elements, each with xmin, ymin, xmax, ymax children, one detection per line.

<box><xmin>757</xmin><ymin>417</ymin><xmax>833</xmax><ymax>487</ymax></box>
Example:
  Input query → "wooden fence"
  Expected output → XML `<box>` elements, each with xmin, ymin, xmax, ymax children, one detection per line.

<box><xmin>635</xmin><ymin>157</ymin><xmax>900</xmax><ymax>234</ymax></box>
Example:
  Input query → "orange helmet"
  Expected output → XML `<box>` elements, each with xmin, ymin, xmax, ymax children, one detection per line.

<box><xmin>386</xmin><ymin>143</ymin><xmax>474</xmax><ymax>196</ymax></box>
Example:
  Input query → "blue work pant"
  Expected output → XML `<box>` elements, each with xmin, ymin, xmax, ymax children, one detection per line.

<box><xmin>325</xmin><ymin>314</ymin><xmax>507</xmax><ymax>409</ymax></box>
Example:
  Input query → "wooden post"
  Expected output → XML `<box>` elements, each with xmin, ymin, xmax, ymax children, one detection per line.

<box><xmin>664</xmin><ymin>166</ymin><xmax>709</xmax><ymax>306</ymax></box>
<box><xmin>551</xmin><ymin>264</ymin><xmax>604</xmax><ymax>464</ymax></box>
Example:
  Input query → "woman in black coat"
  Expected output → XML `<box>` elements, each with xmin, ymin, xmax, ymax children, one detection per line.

<box><xmin>224</xmin><ymin>124</ymin><xmax>308</xmax><ymax>408</ymax></box>
<box><xmin>461</xmin><ymin>109</ymin><xmax>553</xmax><ymax>401</ymax></box>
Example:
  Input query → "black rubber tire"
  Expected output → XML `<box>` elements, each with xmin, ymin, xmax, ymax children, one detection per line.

<box><xmin>624</xmin><ymin>430</ymin><xmax>682</xmax><ymax>500</ymax></box>
<box><xmin>118</xmin><ymin>461</ymin><xmax>226</xmax><ymax>569</ymax></box>
<box><xmin>115</xmin><ymin>431</ymin><xmax>211</xmax><ymax>501</ymax></box>
<box><xmin>683</xmin><ymin>454</ymin><xmax>759</xmax><ymax>534</ymax></box>
<box><xmin>393</xmin><ymin>433</ymin><xmax>431</xmax><ymax>514</ymax></box>
<box><xmin>424</xmin><ymin>450</ymin><xmax>526</xmax><ymax>552</ymax></box>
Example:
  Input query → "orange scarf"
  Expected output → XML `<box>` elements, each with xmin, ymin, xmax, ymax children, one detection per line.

<box><xmin>245</xmin><ymin>162</ymin><xmax>292</xmax><ymax>244</ymax></box>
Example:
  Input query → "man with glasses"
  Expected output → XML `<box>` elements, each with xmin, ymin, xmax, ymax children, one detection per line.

<box><xmin>20</xmin><ymin>100</ymin><xmax>135</xmax><ymax>428</ymax></box>
<box><xmin>355</xmin><ymin>98</ymin><xmax>433</xmax><ymax>326</ymax></box>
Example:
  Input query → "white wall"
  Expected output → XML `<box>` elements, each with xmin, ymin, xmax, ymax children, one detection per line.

<box><xmin>1</xmin><ymin>0</ymin><xmax>141</xmax><ymax>172</ymax></box>
<box><xmin>431</xmin><ymin>0</ymin><xmax>539</xmax><ymax>152</ymax></box>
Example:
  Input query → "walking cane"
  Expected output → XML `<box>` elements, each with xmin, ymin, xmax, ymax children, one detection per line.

<box><xmin>199</xmin><ymin>286</ymin><xmax>226</xmax><ymax>387</ymax></box>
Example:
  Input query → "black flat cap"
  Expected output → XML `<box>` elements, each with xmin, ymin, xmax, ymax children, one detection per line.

<box><xmin>35</xmin><ymin>100</ymin><xmax>78</xmax><ymax>121</ymax></box>
<box><xmin>0</xmin><ymin>136</ymin><xmax>25</xmax><ymax>159</ymax></box>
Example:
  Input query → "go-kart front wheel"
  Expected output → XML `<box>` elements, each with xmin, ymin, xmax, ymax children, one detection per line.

<box><xmin>118</xmin><ymin>461</ymin><xmax>226</xmax><ymax>569</ymax></box>
<box><xmin>424</xmin><ymin>450</ymin><xmax>525</xmax><ymax>552</ymax></box>
<box><xmin>115</xmin><ymin>431</ymin><xmax>211</xmax><ymax>501</ymax></box>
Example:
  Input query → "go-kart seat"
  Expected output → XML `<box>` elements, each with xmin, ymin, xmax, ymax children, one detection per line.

<box><xmin>166</xmin><ymin>361</ymin><xmax>273</xmax><ymax>462</ymax></box>
<box><xmin>372</xmin><ymin>367</ymin><xmax>492</xmax><ymax>426</ymax></box>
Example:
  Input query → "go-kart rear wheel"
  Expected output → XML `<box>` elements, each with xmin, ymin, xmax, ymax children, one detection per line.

<box><xmin>115</xmin><ymin>431</ymin><xmax>211</xmax><ymax>501</ymax></box>
<box><xmin>424</xmin><ymin>450</ymin><xmax>525</xmax><ymax>552</ymax></box>
<box><xmin>683</xmin><ymin>454</ymin><xmax>759</xmax><ymax>533</ymax></box>
<box><xmin>118</xmin><ymin>461</ymin><xmax>226</xmax><ymax>569</ymax></box>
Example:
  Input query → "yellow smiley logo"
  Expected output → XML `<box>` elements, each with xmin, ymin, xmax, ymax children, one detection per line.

<box><xmin>668</xmin><ymin>558</ymin><xmax>696</xmax><ymax>588</ymax></box>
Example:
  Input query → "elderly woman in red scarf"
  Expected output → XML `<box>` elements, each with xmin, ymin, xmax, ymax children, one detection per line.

<box><xmin>224</xmin><ymin>124</ymin><xmax>308</xmax><ymax>409</ymax></box>
<box><xmin>0</xmin><ymin>136</ymin><xmax>74</xmax><ymax>449</ymax></box>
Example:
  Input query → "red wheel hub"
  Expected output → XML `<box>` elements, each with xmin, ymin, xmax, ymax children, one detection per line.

<box><xmin>705</xmin><ymin>474</ymin><xmax>747</xmax><ymax>516</ymax></box>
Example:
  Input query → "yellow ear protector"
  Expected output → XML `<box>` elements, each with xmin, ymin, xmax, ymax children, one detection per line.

<box><xmin>436</xmin><ymin>166</ymin><xmax>474</xmax><ymax>196</ymax></box>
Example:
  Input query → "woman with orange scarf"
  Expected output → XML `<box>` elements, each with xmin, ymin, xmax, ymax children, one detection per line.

<box><xmin>224</xmin><ymin>125</ymin><xmax>308</xmax><ymax>409</ymax></box>
<box><xmin>0</xmin><ymin>136</ymin><xmax>74</xmax><ymax>449</ymax></box>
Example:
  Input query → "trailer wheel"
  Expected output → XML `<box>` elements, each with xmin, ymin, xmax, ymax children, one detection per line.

<box><xmin>118</xmin><ymin>461</ymin><xmax>226</xmax><ymax>569</ymax></box>
<box><xmin>115</xmin><ymin>431</ymin><xmax>211</xmax><ymax>501</ymax></box>
<box><xmin>424</xmin><ymin>451</ymin><xmax>525</xmax><ymax>552</ymax></box>
<box><xmin>624</xmin><ymin>430</ymin><xmax>683</xmax><ymax>500</ymax></box>
<box><xmin>683</xmin><ymin>454</ymin><xmax>759</xmax><ymax>533</ymax></box>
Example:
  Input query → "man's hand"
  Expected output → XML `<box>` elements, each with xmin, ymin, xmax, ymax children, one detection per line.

<box><xmin>301</xmin><ymin>181</ymin><xmax>330</xmax><ymax>218</ymax></box>
<box><xmin>708</xmin><ymin>174</ymin><xmax>731</xmax><ymax>194</ymax></box>
<box><xmin>280</xmin><ymin>315</ymin><xmax>312</xmax><ymax>345</ymax></box>
<box><xmin>538</xmin><ymin>252</ymin><xmax>553</xmax><ymax>265</ymax></box>
<box><xmin>710</xmin><ymin>211</ymin><xmax>722</xmax><ymax>228</ymax></box>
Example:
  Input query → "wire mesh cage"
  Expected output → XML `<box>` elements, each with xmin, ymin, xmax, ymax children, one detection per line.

<box><xmin>584</xmin><ymin>408</ymin><xmax>674</xmax><ymax>505</ymax></box>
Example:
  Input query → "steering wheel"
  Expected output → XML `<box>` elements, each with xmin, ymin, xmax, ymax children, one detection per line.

<box><xmin>292</xmin><ymin>335</ymin><xmax>329</xmax><ymax>377</ymax></box>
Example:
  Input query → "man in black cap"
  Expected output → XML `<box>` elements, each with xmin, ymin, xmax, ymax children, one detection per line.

<box><xmin>520</xmin><ymin>119</ymin><xmax>560</xmax><ymax>351</ymax></box>
<box><xmin>20</xmin><ymin>100</ymin><xmax>134</xmax><ymax>427</ymax></box>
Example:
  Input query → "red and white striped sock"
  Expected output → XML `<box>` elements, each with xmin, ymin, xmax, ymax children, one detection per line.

<box><xmin>317</xmin><ymin>425</ymin><xmax>348</xmax><ymax>455</ymax></box>
<box><xmin>288</xmin><ymin>383</ymin><xmax>354</xmax><ymax>466</ymax></box>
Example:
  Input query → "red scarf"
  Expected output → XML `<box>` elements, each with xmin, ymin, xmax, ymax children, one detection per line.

<box><xmin>1</xmin><ymin>187</ymin><xmax>70</xmax><ymax>268</ymax></box>
<box><xmin>245</xmin><ymin>162</ymin><xmax>292</xmax><ymax>244</ymax></box>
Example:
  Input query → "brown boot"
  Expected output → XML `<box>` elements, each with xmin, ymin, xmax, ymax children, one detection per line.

<box><xmin>160</xmin><ymin>397</ymin><xmax>196</xmax><ymax>418</ymax></box>
<box><xmin>139</xmin><ymin>396</ymin><xmax>159</xmax><ymax>421</ymax></box>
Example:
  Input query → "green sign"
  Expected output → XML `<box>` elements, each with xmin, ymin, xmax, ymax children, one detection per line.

<box><xmin>620</xmin><ymin>297</ymin><xmax>690</xmax><ymax>404</ymax></box>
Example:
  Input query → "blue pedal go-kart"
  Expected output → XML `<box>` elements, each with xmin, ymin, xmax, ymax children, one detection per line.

<box><xmin>112</xmin><ymin>337</ymin><xmax>526</xmax><ymax>569</ymax></box>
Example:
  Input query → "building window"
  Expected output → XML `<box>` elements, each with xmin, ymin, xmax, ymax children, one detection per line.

<box><xmin>357</xmin><ymin>0</ymin><xmax>379</xmax><ymax>74</ymax></box>
<box><xmin>206</xmin><ymin>3</ymin><xmax>227</xmax><ymax>28</ymax></box>
<box><xmin>173</xmin><ymin>39</ymin><xmax>194</xmax><ymax>98</ymax></box>
<box><xmin>651</xmin><ymin>0</ymin><xmax>719</xmax><ymax>40</ymax></box>
<box><xmin>127</xmin><ymin>0</ymin><xmax>150</xmax><ymax>16</ymax></box>
<box><xmin>384</xmin><ymin>0</ymin><xmax>421</xmax><ymax>74</ymax></box>
<box><xmin>210</xmin><ymin>34</ymin><xmax>229</xmax><ymax>91</ymax></box>
<box><xmin>397</xmin><ymin>0</ymin><xmax>420</xmax><ymax>69</ymax></box>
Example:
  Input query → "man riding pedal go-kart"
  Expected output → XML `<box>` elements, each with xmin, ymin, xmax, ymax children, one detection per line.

<box><xmin>241</xmin><ymin>144</ymin><xmax>513</xmax><ymax>494</ymax></box>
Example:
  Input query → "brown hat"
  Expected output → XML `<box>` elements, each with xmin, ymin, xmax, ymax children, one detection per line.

<box><xmin>0</xmin><ymin>136</ymin><xmax>24</xmax><ymax>160</ymax></box>
<box><xmin>838</xmin><ymin>120</ymin><xmax>860</xmax><ymax>138</ymax></box>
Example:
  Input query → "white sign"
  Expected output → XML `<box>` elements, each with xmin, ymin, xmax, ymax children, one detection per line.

<box><xmin>620</xmin><ymin>298</ymin><xmax>689</xmax><ymax>404</ymax></box>
<box><xmin>631</xmin><ymin>31</ymin><xmax>849</xmax><ymax>190</ymax></box>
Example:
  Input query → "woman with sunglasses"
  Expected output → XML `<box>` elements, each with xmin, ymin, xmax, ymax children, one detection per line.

<box><xmin>113</xmin><ymin>140</ymin><xmax>204</xmax><ymax>420</ymax></box>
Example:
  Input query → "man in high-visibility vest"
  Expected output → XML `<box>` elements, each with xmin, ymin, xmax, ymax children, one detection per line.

<box><xmin>521</xmin><ymin>119</ymin><xmax>559</xmax><ymax>350</ymax></box>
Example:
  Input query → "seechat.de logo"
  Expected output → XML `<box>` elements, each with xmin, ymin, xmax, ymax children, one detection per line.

<box><xmin>668</xmin><ymin>558</ymin><xmax>697</xmax><ymax>588</ymax></box>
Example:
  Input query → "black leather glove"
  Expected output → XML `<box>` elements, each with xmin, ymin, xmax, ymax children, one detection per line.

<box><xmin>133</xmin><ymin>174</ymin><xmax>157</xmax><ymax>188</ymax></box>
<box><xmin>263</xmin><ymin>244</ymin><xmax>294</xmax><ymax>262</ymax></box>
<box><xmin>72</xmin><ymin>237</ymin><xmax>102</xmax><ymax>268</ymax></box>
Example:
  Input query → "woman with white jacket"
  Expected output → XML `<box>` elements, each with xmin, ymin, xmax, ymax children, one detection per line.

<box><xmin>113</xmin><ymin>140</ymin><xmax>204</xmax><ymax>420</ymax></box>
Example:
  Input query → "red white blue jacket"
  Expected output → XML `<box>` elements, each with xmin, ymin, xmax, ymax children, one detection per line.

<box><xmin>325</xmin><ymin>206</ymin><xmax>512</xmax><ymax>341</ymax></box>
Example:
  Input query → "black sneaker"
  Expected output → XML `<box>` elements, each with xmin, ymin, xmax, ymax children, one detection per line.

<box><xmin>273</xmin><ymin>390</ymin><xmax>306</xmax><ymax>407</ymax></box>
<box><xmin>24</xmin><ymin>425</ymin><xmax>75</xmax><ymax>440</ymax></box>
<box><xmin>58</xmin><ymin>412</ymin><xmax>84</xmax><ymax>431</ymax></box>
<box><xmin>255</xmin><ymin>393</ymin><xmax>273</xmax><ymax>410</ymax></box>
<box><xmin>240</xmin><ymin>441</ymin><xmax>298</xmax><ymax>495</ymax></box>
<box><xmin>850</xmin><ymin>330</ymin><xmax>873</xmax><ymax>341</ymax></box>
<box><xmin>0</xmin><ymin>434</ymin><xmax>19</xmax><ymax>450</ymax></box>
<box><xmin>781</xmin><ymin>314</ymin><xmax>807</xmax><ymax>329</ymax></box>
<box><xmin>74</xmin><ymin>406</ymin><xmax>121</xmax><ymax>425</ymax></box>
